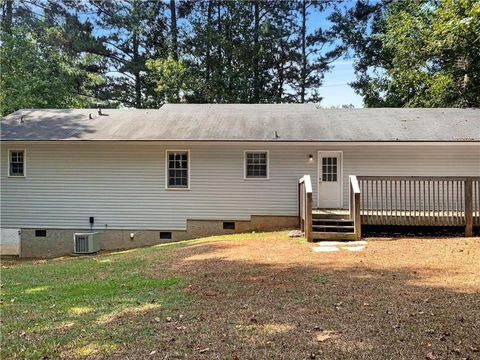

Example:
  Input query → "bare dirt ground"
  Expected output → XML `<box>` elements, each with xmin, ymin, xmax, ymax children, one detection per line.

<box><xmin>136</xmin><ymin>232</ymin><xmax>480</xmax><ymax>359</ymax></box>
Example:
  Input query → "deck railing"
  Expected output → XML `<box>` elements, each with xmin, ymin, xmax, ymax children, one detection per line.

<box><xmin>298</xmin><ymin>175</ymin><xmax>313</xmax><ymax>241</ymax></box>
<box><xmin>357</xmin><ymin>176</ymin><xmax>480</xmax><ymax>236</ymax></box>
<box><xmin>349</xmin><ymin>175</ymin><xmax>362</xmax><ymax>240</ymax></box>
<box><xmin>474</xmin><ymin>179</ymin><xmax>480</xmax><ymax>228</ymax></box>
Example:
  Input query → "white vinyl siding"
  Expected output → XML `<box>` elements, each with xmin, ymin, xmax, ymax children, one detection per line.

<box><xmin>1</xmin><ymin>142</ymin><xmax>479</xmax><ymax>230</ymax></box>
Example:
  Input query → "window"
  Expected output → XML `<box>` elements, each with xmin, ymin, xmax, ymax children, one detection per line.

<box><xmin>166</xmin><ymin>151</ymin><xmax>189</xmax><ymax>189</ymax></box>
<box><xmin>9</xmin><ymin>150</ymin><xmax>25</xmax><ymax>177</ymax></box>
<box><xmin>322</xmin><ymin>157</ymin><xmax>337</xmax><ymax>182</ymax></box>
<box><xmin>245</xmin><ymin>151</ymin><xmax>268</xmax><ymax>179</ymax></box>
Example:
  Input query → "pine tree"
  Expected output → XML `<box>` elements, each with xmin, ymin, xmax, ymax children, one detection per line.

<box><xmin>89</xmin><ymin>0</ymin><xmax>168</xmax><ymax>108</ymax></box>
<box><xmin>290</xmin><ymin>0</ymin><xmax>341</xmax><ymax>103</ymax></box>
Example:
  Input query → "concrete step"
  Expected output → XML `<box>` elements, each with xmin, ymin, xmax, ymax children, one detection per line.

<box><xmin>312</xmin><ymin>232</ymin><xmax>356</xmax><ymax>241</ymax></box>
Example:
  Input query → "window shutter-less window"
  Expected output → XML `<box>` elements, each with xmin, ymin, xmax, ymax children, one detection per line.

<box><xmin>245</xmin><ymin>151</ymin><xmax>268</xmax><ymax>178</ymax></box>
<box><xmin>9</xmin><ymin>150</ymin><xmax>25</xmax><ymax>176</ymax></box>
<box><xmin>167</xmin><ymin>151</ymin><xmax>189</xmax><ymax>188</ymax></box>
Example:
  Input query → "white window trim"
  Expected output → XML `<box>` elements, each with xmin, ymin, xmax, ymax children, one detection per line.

<box><xmin>7</xmin><ymin>149</ymin><xmax>26</xmax><ymax>178</ymax></box>
<box><xmin>244</xmin><ymin>150</ymin><xmax>269</xmax><ymax>180</ymax></box>
<box><xmin>165</xmin><ymin>149</ymin><xmax>190</xmax><ymax>190</ymax></box>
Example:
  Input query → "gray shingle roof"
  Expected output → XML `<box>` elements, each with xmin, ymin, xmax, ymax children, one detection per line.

<box><xmin>1</xmin><ymin>104</ymin><xmax>479</xmax><ymax>142</ymax></box>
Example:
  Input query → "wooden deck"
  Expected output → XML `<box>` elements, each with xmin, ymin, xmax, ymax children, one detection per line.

<box><xmin>361</xmin><ymin>210</ymin><xmax>480</xmax><ymax>226</ymax></box>
<box><xmin>357</xmin><ymin>176</ymin><xmax>480</xmax><ymax>230</ymax></box>
<box><xmin>301</xmin><ymin>175</ymin><xmax>479</xmax><ymax>242</ymax></box>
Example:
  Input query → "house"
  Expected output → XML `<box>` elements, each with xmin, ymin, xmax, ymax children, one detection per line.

<box><xmin>1</xmin><ymin>104</ymin><xmax>479</xmax><ymax>258</ymax></box>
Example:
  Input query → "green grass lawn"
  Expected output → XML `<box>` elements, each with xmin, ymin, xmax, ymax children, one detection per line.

<box><xmin>1</xmin><ymin>244</ymin><xmax>191</xmax><ymax>359</ymax></box>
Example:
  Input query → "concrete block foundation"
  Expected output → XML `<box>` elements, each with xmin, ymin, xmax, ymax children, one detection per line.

<box><xmin>19</xmin><ymin>215</ymin><xmax>298</xmax><ymax>258</ymax></box>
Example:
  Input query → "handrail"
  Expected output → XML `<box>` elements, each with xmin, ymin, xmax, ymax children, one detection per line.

<box><xmin>299</xmin><ymin>175</ymin><xmax>313</xmax><ymax>193</ymax></box>
<box><xmin>358</xmin><ymin>175</ymin><xmax>480</xmax><ymax>181</ymax></box>
<box><xmin>299</xmin><ymin>175</ymin><xmax>313</xmax><ymax>241</ymax></box>
<box><xmin>356</xmin><ymin>175</ymin><xmax>479</xmax><ymax>236</ymax></box>
<box><xmin>350</xmin><ymin>175</ymin><xmax>361</xmax><ymax>194</ymax></box>
<box><xmin>349</xmin><ymin>175</ymin><xmax>362</xmax><ymax>240</ymax></box>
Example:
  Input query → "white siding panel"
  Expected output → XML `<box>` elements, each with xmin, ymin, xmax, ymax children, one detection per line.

<box><xmin>1</xmin><ymin>142</ymin><xmax>479</xmax><ymax>230</ymax></box>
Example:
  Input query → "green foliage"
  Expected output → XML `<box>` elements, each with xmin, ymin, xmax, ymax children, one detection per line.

<box><xmin>0</xmin><ymin>1</ymin><xmax>341</xmax><ymax>110</ymax></box>
<box><xmin>0</xmin><ymin>0</ymin><xmax>109</xmax><ymax>116</ymax></box>
<box><xmin>332</xmin><ymin>0</ymin><xmax>480</xmax><ymax>107</ymax></box>
<box><xmin>146</xmin><ymin>57</ymin><xmax>194</xmax><ymax>103</ymax></box>
<box><xmin>4</xmin><ymin>0</ymin><xmax>478</xmax><ymax>111</ymax></box>
<box><xmin>0</xmin><ymin>27</ymin><xmax>101</xmax><ymax>116</ymax></box>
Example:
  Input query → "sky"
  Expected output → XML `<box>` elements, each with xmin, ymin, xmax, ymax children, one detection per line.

<box><xmin>321</xmin><ymin>59</ymin><xmax>362</xmax><ymax>108</ymax></box>
<box><xmin>308</xmin><ymin>2</ymin><xmax>363</xmax><ymax>108</ymax></box>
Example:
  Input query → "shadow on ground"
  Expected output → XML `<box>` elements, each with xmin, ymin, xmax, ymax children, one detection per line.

<box><xmin>120</xmin><ymin>237</ymin><xmax>480</xmax><ymax>360</ymax></box>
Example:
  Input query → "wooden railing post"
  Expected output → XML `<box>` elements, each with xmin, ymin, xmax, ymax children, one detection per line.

<box><xmin>306</xmin><ymin>191</ymin><xmax>313</xmax><ymax>242</ymax></box>
<box><xmin>301</xmin><ymin>182</ymin><xmax>305</xmax><ymax>233</ymax></box>
<box><xmin>298</xmin><ymin>182</ymin><xmax>302</xmax><ymax>229</ymax></box>
<box><xmin>349</xmin><ymin>175</ymin><xmax>362</xmax><ymax>240</ymax></box>
<box><xmin>349</xmin><ymin>183</ymin><xmax>354</xmax><ymax>220</ymax></box>
<box><xmin>465</xmin><ymin>177</ymin><xmax>473</xmax><ymax>237</ymax></box>
<box><xmin>354</xmin><ymin>190</ymin><xmax>361</xmax><ymax>240</ymax></box>
<box><xmin>299</xmin><ymin>175</ymin><xmax>313</xmax><ymax>242</ymax></box>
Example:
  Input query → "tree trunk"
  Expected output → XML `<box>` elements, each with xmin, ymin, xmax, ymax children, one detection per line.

<box><xmin>300</xmin><ymin>0</ymin><xmax>307</xmax><ymax>103</ymax></box>
<box><xmin>205</xmin><ymin>0</ymin><xmax>213</xmax><ymax>101</ymax></box>
<box><xmin>170</xmin><ymin>0</ymin><xmax>178</xmax><ymax>60</ymax></box>
<box><xmin>133</xmin><ymin>30</ymin><xmax>141</xmax><ymax>107</ymax></box>
<box><xmin>216</xmin><ymin>2</ymin><xmax>223</xmax><ymax>102</ymax></box>
<box><xmin>278</xmin><ymin>43</ymin><xmax>285</xmax><ymax>102</ymax></box>
<box><xmin>2</xmin><ymin>0</ymin><xmax>13</xmax><ymax>35</ymax></box>
<box><xmin>253</xmin><ymin>1</ymin><xmax>260</xmax><ymax>103</ymax></box>
<box><xmin>226</xmin><ymin>12</ymin><xmax>233</xmax><ymax>101</ymax></box>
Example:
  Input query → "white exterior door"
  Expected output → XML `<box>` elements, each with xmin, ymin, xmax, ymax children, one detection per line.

<box><xmin>318</xmin><ymin>151</ymin><xmax>342</xmax><ymax>208</ymax></box>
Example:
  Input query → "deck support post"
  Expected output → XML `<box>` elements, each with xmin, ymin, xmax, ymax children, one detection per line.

<box><xmin>298</xmin><ymin>182</ymin><xmax>302</xmax><ymax>230</ymax></box>
<box><xmin>354</xmin><ymin>191</ymin><xmax>361</xmax><ymax>240</ymax></box>
<box><xmin>349</xmin><ymin>175</ymin><xmax>362</xmax><ymax>240</ymax></box>
<box><xmin>299</xmin><ymin>175</ymin><xmax>313</xmax><ymax>242</ymax></box>
<box><xmin>465</xmin><ymin>177</ymin><xmax>473</xmax><ymax>237</ymax></box>
<box><xmin>306</xmin><ymin>192</ymin><xmax>313</xmax><ymax>242</ymax></box>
